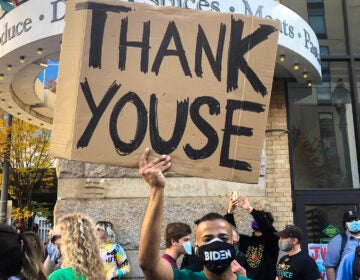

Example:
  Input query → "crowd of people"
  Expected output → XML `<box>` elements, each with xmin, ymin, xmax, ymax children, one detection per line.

<box><xmin>0</xmin><ymin>215</ymin><xmax>130</xmax><ymax>280</ymax></box>
<box><xmin>1</xmin><ymin>148</ymin><xmax>359</xmax><ymax>279</ymax></box>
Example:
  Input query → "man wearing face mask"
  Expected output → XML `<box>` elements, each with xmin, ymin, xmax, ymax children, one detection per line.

<box><xmin>138</xmin><ymin>148</ymin><xmax>250</xmax><ymax>280</ymax></box>
<box><xmin>224</xmin><ymin>194</ymin><xmax>279</xmax><ymax>280</ymax></box>
<box><xmin>275</xmin><ymin>225</ymin><xmax>321</xmax><ymax>280</ymax></box>
<box><xmin>324</xmin><ymin>210</ymin><xmax>360</xmax><ymax>280</ymax></box>
<box><xmin>162</xmin><ymin>222</ymin><xmax>192</xmax><ymax>269</ymax></box>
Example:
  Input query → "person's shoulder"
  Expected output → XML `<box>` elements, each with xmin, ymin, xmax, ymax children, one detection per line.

<box><xmin>237</xmin><ymin>274</ymin><xmax>251</xmax><ymax>280</ymax></box>
<box><xmin>342</xmin><ymin>251</ymin><xmax>355</xmax><ymax>262</ymax></box>
<box><xmin>239</xmin><ymin>234</ymin><xmax>251</xmax><ymax>240</ymax></box>
<box><xmin>326</xmin><ymin>233</ymin><xmax>344</xmax><ymax>249</ymax></box>
<box><xmin>114</xmin><ymin>243</ymin><xmax>125</xmax><ymax>250</ymax></box>
<box><xmin>49</xmin><ymin>267</ymin><xmax>85</xmax><ymax>280</ymax></box>
<box><xmin>332</xmin><ymin>232</ymin><xmax>346</xmax><ymax>242</ymax></box>
<box><xmin>288</xmin><ymin>250</ymin><xmax>312</xmax><ymax>263</ymax></box>
<box><xmin>48</xmin><ymin>267</ymin><xmax>74</xmax><ymax>279</ymax></box>
<box><xmin>175</xmin><ymin>269</ymin><xmax>205</xmax><ymax>279</ymax></box>
<box><xmin>278</xmin><ymin>253</ymin><xmax>289</xmax><ymax>262</ymax></box>
<box><xmin>298</xmin><ymin>250</ymin><xmax>313</xmax><ymax>258</ymax></box>
<box><xmin>299</xmin><ymin>251</ymin><xmax>318</xmax><ymax>266</ymax></box>
<box><xmin>8</xmin><ymin>275</ymin><xmax>23</xmax><ymax>280</ymax></box>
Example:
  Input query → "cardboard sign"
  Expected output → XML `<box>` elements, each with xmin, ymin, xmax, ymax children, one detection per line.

<box><xmin>50</xmin><ymin>0</ymin><xmax>279</xmax><ymax>183</ymax></box>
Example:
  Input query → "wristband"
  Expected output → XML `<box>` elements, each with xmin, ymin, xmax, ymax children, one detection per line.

<box><xmin>116</xmin><ymin>270</ymin><xmax>123</xmax><ymax>278</ymax></box>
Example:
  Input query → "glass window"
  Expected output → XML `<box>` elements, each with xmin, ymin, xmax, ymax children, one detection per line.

<box><xmin>306</xmin><ymin>204</ymin><xmax>358</xmax><ymax>243</ymax></box>
<box><xmin>356</xmin><ymin>61</ymin><xmax>360</xmax><ymax>120</ymax></box>
<box><xmin>307</xmin><ymin>0</ymin><xmax>323</xmax><ymax>3</ymax></box>
<box><xmin>288</xmin><ymin>62</ymin><xmax>359</xmax><ymax>190</ymax></box>
<box><xmin>349</xmin><ymin>0</ymin><xmax>360</xmax><ymax>55</ymax></box>
<box><xmin>308</xmin><ymin>15</ymin><xmax>326</xmax><ymax>35</ymax></box>
<box><xmin>307</xmin><ymin>2</ymin><xmax>326</xmax><ymax>38</ymax></box>
<box><xmin>317</xmin><ymin>1</ymin><xmax>346</xmax><ymax>55</ymax></box>
<box><xmin>317</xmin><ymin>47</ymin><xmax>330</xmax><ymax>103</ymax></box>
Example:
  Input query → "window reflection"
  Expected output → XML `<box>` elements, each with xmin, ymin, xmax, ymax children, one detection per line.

<box><xmin>283</xmin><ymin>0</ymin><xmax>347</xmax><ymax>55</ymax></box>
<box><xmin>307</xmin><ymin>0</ymin><xmax>326</xmax><ymax>38</ymax></box>
<box><xmin>288</xmin><ymin>62</ymin><xmax>359</xmax><ymax>189</ymax></box>
<box><xmin>349</xmin><ymin>0</ymin><xmax>360</xmax><ymax>55</ymax></box>
<box><xmin>306</xmin><ymin>205</ymin><xmax>357</xmax><ymax>243</ymax></box>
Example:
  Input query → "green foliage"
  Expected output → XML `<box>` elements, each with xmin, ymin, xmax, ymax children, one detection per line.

<box><xmin>11</xmin><ymin>201</ymin><xmax>53</xmax><ymax>227</ymax></box>
<box><xmin>0</xmin><ymin>111</ymin><xmax>55</xmax><ymax>228</ymax></box>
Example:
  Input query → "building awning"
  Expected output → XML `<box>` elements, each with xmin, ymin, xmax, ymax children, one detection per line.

<box><xmin>0</xmin><ymin>0</ymin><xmax>321</xmax><ymax>128</ymax></box>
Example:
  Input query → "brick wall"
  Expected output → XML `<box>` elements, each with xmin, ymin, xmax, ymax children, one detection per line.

<box><xmin>265</xmin><ymin>78</ymin><xmax>294</xmax><ymax>230</ymax></box>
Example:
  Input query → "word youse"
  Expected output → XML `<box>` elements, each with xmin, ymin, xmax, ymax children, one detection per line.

<box><xmin>75</xmin><ymin>2</ymin><xmax>277</xmax><ymax>173</ymax></box>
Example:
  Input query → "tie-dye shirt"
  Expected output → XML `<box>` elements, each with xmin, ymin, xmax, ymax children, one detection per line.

<box><xmin>99</xmin><ymin>242</ymin><xmax>130</xmax><ymax>279</ymax></box>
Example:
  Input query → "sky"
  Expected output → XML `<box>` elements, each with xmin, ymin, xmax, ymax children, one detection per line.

<box><xmin>37</xmin><ymin>59</ymin><xmax>59</xmax><ymax>88</ymax></box>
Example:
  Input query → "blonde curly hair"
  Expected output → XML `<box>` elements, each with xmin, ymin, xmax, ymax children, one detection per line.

<box><xmin>58</xmin><ymin>213</ymin><xmax>106</xmax><ymax>280</ymax></box>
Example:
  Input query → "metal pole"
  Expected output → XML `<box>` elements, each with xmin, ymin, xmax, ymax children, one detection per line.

<box><xmin>0</xmin><ymin>114</ymin><xmax>12</xmax><ymax>223</ymax></box>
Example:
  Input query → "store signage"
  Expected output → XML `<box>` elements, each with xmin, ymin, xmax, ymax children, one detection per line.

<box><xmin>130</xmin><ymin>0</ymin><xmax>321</xmax><ymax>77</ymax></box>
<box><xmin>323</xmin><ymin>225</ymin><xmax>340</xmax><ymax>238</ymax></box>
<box><xmin>0</xmin><ymin>0</ymin><xmax>321</xmax><ymax>79</ymax></box>
<box><xmin>0</xmin><ymin>0</ymin><xmax>65</xmax><ymax>57</ymax></box>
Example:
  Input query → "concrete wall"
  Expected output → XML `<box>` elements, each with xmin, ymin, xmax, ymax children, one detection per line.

<box><xmin>53</xmin><ymin>78</ymin><xmax>293</xmax><ymax>279</ymax></box>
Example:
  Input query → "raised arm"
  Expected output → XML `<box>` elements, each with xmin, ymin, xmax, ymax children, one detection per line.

<box><xmin>138</xmin><ymin>148</ymin><xmax>174</xmax><ymax>280</ymax></box>
<box><xmin>238</xmin><ymin>195</ymin><xmax>276</xmax><ymax>234</ymax></box>
<box><xmin>224</xmin><ymin>194</ymin><xmax>238</xmax><ymax>227</ymax></box>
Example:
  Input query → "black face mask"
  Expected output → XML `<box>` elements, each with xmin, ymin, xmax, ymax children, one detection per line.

<box><xmin>197</xmin><ymin>238</ymin><xmax>236</xmax><ymax>274</ymax></box>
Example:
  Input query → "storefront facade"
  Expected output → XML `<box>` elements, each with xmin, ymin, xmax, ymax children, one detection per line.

<box><xmin>280</xmin><ymin>0</ymin><xmax>360</xmax><ymax>245</ymax></box>
<box><xmin>0</xmin><ymin>0</ymin><xmax>359</xmax><ymax>278</ymax></box>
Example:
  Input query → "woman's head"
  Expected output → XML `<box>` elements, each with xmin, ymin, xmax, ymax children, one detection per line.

<box><xmin>56</xmin><ymin>213</ymin><xmax>105</xmax><ymax>280</ymax></box>
<box><xmin>21</xmin><ymin>232</ymin><xmax>47</xmax><ymax>280</ymax></box>
<box><xmin>96</xmin><ymin>221</ymin><xmax>116</xmax><ymax>243</ymax></box>
<box><xmin>0</xmin><ymin>224</ymin><xmax>23</xmax><ymax>278</ymax></box>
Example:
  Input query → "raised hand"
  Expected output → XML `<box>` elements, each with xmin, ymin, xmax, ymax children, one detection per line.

<box><xmin>231</xmin><ymin>259</ymin><xmax>247</xmax><ymax>277</ymax></box>
<box><xmin>139</xmin><ymin>148</ymin><xmax>171</xmax><ymax>189</ymax></box>
<box><xmin>227</xmin><ymin>194</ymin><xmax>239</xmax><ymax>214</ymax></box>
<box><xmin>238</xmin><ymin>194</ymin><xmax>253</xmax><ymax>212</ymax></box>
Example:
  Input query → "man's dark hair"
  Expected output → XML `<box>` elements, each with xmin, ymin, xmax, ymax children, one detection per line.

<box><xmin>197</xmin><ymin>212</ymin><xmax>228</xmax><ymax>225</ymax></box>
<box><xmin>0</xmin><ymin>224</ymin><xmax>23</xmax><ymax>278</ymax></box>
<box><xmin>164</xmin><ymin>222</ymin><xmax>192</xmax><ymax>248</ymax></box>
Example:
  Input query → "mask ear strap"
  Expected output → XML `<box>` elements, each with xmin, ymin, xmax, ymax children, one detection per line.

<box><xmin>194</xmin><ymin>243</ymin><xmax>199</xmax><ymax>255</ymax></box>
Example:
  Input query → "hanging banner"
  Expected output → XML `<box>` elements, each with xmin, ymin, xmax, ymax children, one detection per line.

<box><xmin>50</xmin><ymin>0</ymin><xmax>279</xmax><ymax>183</ymax></box>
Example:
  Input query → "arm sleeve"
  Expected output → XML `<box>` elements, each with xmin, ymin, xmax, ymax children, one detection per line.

<box><xmin>115</xmin><ymin>244</ymin><xmax>131</xmax><ymax>277</ymax></box>
<box><xmin>302</xmin><ymin>256</ymin><xmax>321</xmax><ymax>280</ymax></box>
<box><xmin>251</xmin><ymin>208</ymin><xmax>276</xmax><ymax>235</ymax></box>
<box><xmin>224</xmin><ymin>213</ymin><xmax>236</xmax><ymax>227</ymax></box>
<box><xmin>323</xmin><ymin>235</ymin><xmax>342</xmax><ymax>268</ymax></box>
<box><xmin>251</xmin><ymin>208</ymin><xmax>279</xmax><ymax>256</ymax></box>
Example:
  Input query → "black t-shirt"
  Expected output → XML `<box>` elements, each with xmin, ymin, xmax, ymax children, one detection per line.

<box><xmin>276</xmin><ymin>250</ymin><xmax>320</xmax><ymax>280</ymax></box>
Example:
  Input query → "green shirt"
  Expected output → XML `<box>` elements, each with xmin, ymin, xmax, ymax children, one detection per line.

<box><xmin>173</xmin><ymin>269</ymin><xmax>251</xmax><ymax>280</ymax></box>
<box><xmin>48</xmin><ymin>267</ymin><xmax>85</xmax><ymax>280</ymax></box>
